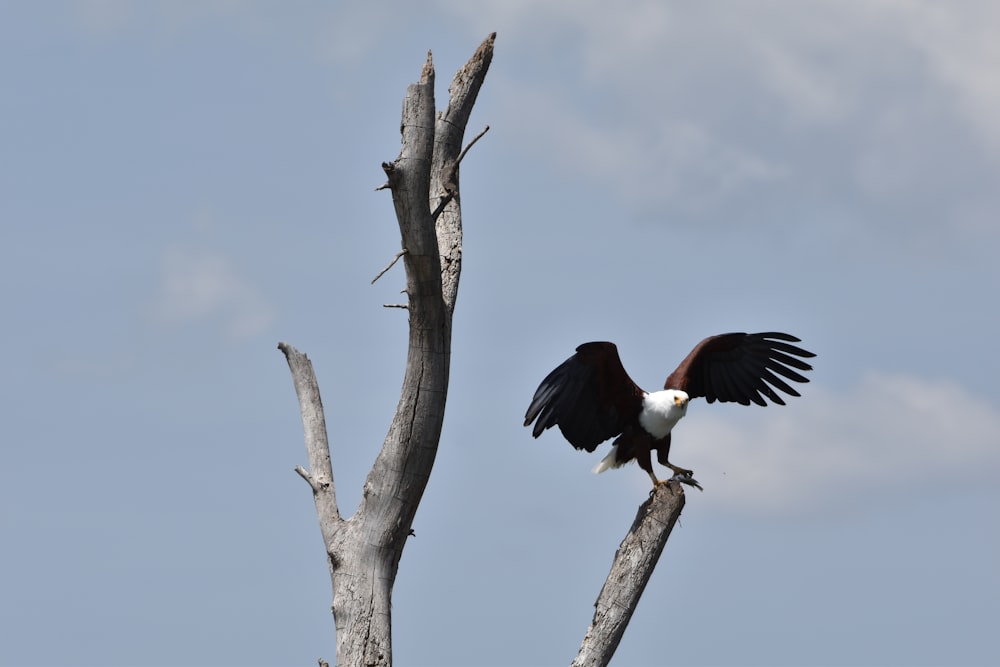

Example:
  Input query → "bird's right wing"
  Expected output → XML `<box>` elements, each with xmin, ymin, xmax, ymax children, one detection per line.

<box><xmin>524</xmin><ymin>342</ymin><xmax>645</xmax><ymax>452</ymax></box>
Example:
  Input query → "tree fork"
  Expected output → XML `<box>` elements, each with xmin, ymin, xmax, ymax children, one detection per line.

<box><xmin>279</xmin><ymin>34</ymin><xmax>494</xmax><ymax>667</ymax></box>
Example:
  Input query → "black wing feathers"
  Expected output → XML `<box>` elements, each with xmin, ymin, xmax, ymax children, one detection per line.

<box><xmin>526</xmin><ymin>333</ymin><xmax>814</xmax><ymax>453</ymax></box>
<box><xmin>665</xmin><ymin>332</ymin><xmax>815</xmax><ymax>406</ymax></box>
<box><xmin>524</xmin><ymin>342</ymin><xmax>644</xmax><ymax>452</ymax></box>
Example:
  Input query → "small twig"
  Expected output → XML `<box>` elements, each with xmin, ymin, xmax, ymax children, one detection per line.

<box><xmin>374</xmin><ymin>181</ymin><xmax>390</xmax><ymax>191</ymax></box>
<box><xmin>371</xmin><ymin>249</ymin><xmax>408</xmax><ymax>284</ymax></box>
<box><xmin>431</xmin><ymin>125</ymin><xmax>491</xmax><ymax>222</ymax></box>
<box><xmin>295</xmin><ymin>465</ymin><xmax>321</xmax><ymax>493</ymax></box>
<box><xmin>457</xmin><ymin>124</ymin><xmax>490</xmax><ymax>167</ymax></box>
<box><xmin>431</xmin><ymin>191</ymin><xmax>457</xmax><ymax>222</ymax></box>
<box><xmin>383</xmin><ymin>303</ymin><xmax>409</xmax><ymax>309</ymax></box>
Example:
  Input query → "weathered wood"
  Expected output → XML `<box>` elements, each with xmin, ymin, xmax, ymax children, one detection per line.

<box><xmin>572</xmin><ymin>482</ymin><xmax>687</xmax><ymax>667</ymax></box>
<box><xmin>280</xmin><ymin>34</ymin><xmax>494</xmax><ymax>667</ymax></box>
<box><xmin>278</xmin><ymin>342</ymin><xmax>339</xmax><ymax>532</ymax></box>
<box><xmin>432</xmin><ymin>33</ymin><xmax>495</xmax><ymax>312</ymax></box>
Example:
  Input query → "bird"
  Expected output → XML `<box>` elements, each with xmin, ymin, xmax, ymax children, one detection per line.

<box><xmin>523</xmin><ymin>332</ymin><xmax>815</xmax><ymax>489</ymax></box>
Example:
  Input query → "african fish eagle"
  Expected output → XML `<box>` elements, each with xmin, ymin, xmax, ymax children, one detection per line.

<box><xmin>523</xmin><ymin>332</ymin><xmax>815</xmax><ymax>489</ymax></box>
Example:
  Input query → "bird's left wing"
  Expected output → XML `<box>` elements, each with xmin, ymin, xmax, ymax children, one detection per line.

<box><xmin>524</xmin><ymin>342</ymin><xmax>645</xmax><ymax>451</ymax></box>
<box><xmin>665</xmin><ymin>332</ymin><xmax>815</xmax><ymax>406</ymax></box>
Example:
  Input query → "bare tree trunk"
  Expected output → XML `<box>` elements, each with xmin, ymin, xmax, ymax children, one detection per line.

<box><xmin>572</xmin><ymin>482</ymin><xmax>688</xmax><ymax>667</ymax></box>
<box><xmin>279</xmin><ymin>33</ymin><xmax>495</xmax><ymax>667</ymax></box>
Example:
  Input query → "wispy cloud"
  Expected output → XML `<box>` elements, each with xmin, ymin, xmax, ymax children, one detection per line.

<box><xmin>493</xmin><ymin>76</ymin><xmax>787</xmax><ymax>216</ymax></box>
<box><xmin>666</xmin><ymin>372</ymin><xmax>1000</xmax><ymax>515</ymax></box>
<box><xmin>451</xmin><ymin>1</ymin><xmax>1000</xmax><ymax>246</ymax></box>
<box><xmin>152</xmin><ymin>247</ymin><xmax>274</xmax><ymax>339</ymax></box>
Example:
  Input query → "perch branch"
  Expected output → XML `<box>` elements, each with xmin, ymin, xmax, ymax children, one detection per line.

<box><xmin>572</xmin><ymin>481</ymin><xmax>687</xmax><ymax>667</ymax></box>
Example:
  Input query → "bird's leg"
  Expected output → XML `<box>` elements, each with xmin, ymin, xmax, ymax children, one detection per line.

<box><xmin>651</xmin><ymin>438</ymin><xmax>702</xmax><ymax>491</ymax></box>
<box><xmin>655</xmin><ymin>436</ymin><xmax>693</xmax><ymax>478</ymax></box>
<box><xmin>637</xmin><ymin>448</ymin><xmax>667</xmax><ymax>489</ymax></box>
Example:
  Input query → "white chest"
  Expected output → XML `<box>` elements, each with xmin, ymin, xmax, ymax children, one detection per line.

<box><xmin>638</xmin><ymin>390</ymin><xmax>689</xmax><ymax>439</ymax></box>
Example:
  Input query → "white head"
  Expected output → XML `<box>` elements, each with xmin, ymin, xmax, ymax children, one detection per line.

<box><xmin>638</xmin><ymin>389</ymin><xmax>690</xmax><ymax>438</ymax></box>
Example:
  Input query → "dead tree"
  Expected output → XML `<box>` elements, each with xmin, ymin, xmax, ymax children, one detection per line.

<box><xmin>278</xmin><ymin>34</ymin><xmax>494</xmax><ymax>667</ymax></box>
<box><xmin>280</xmin><ymin>32</ymin><xmax>691</xmax><ymax>667</ymax></box>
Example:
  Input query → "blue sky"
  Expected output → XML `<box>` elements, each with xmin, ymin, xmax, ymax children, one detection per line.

<box><xmin>2</xmin><ymin>2</ymin><xmax>998</xmax><ymax>665</ymax></box>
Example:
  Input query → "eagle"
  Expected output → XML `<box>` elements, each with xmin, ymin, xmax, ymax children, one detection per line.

<box><xmin>523</xmin><ymin>332</ymin><xmax>815</xmax><ymax>489</ymax></box>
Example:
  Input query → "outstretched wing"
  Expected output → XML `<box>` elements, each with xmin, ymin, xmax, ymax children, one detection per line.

<box><xmin>524</xmin><ymin>342</ymin><xmax>645</xmax><ymax>451</ymax></box>
<box><xmin>665</xmin><ymin>332</ymin><xmax>815</xmax><ymax>406</ymax></box>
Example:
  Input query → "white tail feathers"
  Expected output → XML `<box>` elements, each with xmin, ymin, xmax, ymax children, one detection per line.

<box><xmin>592</xmin><ymin>444</ymin><xmax>625</xmax><ymax>474</ymax></box>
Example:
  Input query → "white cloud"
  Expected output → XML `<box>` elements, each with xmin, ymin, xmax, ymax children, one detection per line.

<box><xmin>450</xmin><ymin>1</ymin><xmax>1000</xmax><ymax>230</ymax></box>
<box><xmin>152</xmin><ymin>247</ymin><xmax>274</xmax><ymax>339</ymax></box>
<box><xmin>662</xmin><ymin>372</ymin><xmax>1000</xmax><ymax>515</ymax></box>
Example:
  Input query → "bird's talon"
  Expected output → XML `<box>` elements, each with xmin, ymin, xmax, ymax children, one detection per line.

<box><xmin>670</xmin><ymin>470</ymin><xmax>704</xmax><ymax>491</ymax></box>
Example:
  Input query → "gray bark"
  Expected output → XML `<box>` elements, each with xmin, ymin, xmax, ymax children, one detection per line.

<box><xmin>279</xmin><ymin>33</ymin><xmax>494</xmax><ymax>667</ymax></box>
<box><xmin>572</xmin><ymin>482</ymin><xmax>688</xmax><ymax>667</ymax></box>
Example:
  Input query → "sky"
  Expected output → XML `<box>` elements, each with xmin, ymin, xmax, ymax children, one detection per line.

<box><xmin>2</xmin><ymin>1</ymin><xmax>999</xmax><ymax>665</ymax></box>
